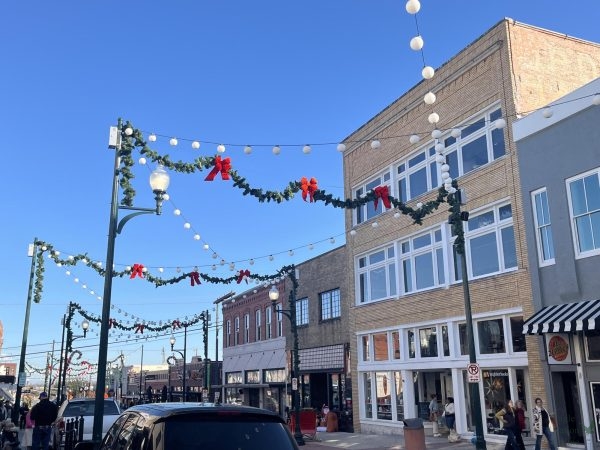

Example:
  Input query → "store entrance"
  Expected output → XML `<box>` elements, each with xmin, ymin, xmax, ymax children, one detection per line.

<box><xmin>551</xmin><ymin>371</ymin><xmax>583</xmax><ymax>445</ymax></box>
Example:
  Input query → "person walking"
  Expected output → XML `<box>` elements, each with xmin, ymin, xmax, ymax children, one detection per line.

<box><xmin>514</xmin><ymin>400</ymin><xmax>527</xmax><ymax>450</ymax></box>
<box><xmin>429</xmin><ymin>394</ymin><xmax>441</xmax><ymax>437</ymax></box>
<box><xmin>495</xmin><ymin>400</ymin><xmax>519</xmax><ymax>450</ymax></box>
<box><xmin>30</xmin><ymin>392</ymin><xmax>58</xmax><ymax>450</ymax></box>
<box><xmin>444</xmin><ymin>397</ymin><xmax>456</xmax><ymax>431</ymax></box>
<box><xmin>21</xmin><ymin>409</ymin><xmax>35</xmax><ymax>450</ymax></box>
<box><xmin>533</xmin><ymin>398</ymin><xmax>556</xmax><ymax>450</ymax></box>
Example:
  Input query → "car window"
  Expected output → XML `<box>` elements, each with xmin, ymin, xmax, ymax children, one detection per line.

<box><xmin>113</xmin><ymin>414</ymin><xmax>141</xmax><ymax>450</ymax></box>
<box><xmin>63</xmin><ymin>401</ymin><xmax>119</xmax><ymax>416</ymax></box>
<box><xmin>103</xmin><ymin>414</ymin><xmax>131</xmax><ymax>448</ymax></box>
<box><xmin>164</xmin><ymin>415</ymin><xmax>297</xmax><ymax>450</ymax></box>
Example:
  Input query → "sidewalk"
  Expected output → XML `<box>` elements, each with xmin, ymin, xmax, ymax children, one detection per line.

<box><xmin>302</xmin><ymin>431</ymin><xmax>514</xmax><ymax>450</ymax></box>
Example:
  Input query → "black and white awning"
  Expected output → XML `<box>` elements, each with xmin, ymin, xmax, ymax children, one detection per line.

<box><xmin>523</xmin><ymin>300</ymin><xmax>600</xmax><ymax>335</ymax></box>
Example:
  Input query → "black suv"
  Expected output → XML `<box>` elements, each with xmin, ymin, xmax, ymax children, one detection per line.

<box><xmin>74</xmin><ymin>402</ymin><xmax>299</xmax><ymax>450</ymax></box>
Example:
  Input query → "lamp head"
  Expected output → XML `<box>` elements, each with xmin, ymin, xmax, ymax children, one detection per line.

<box><xmin>82</xmin><ymin>320</ymin><xmax>89</xmax><ymax>337</ymax></box>
<box><xmin>170</xmin><ymin>335</ymin><xmax>176</xmax><ymax>350</ymax></box>
<box><xmin>149</xmin><ymin>165</ymin><xmax>170</xmax><ymax>214</ymax></box>
<box><xmin>268</xmin><ymin>285</ymin><xmax>279</xmax><ymax>304</ymax></box>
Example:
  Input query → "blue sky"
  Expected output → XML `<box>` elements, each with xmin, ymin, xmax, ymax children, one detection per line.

<box><xmin>2</xmin><ymin>1</ymin><xmax>600</xmax><ymax>384</ymax></box>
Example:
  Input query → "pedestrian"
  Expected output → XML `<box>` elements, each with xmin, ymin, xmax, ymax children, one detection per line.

<box><xmin>1</xmin><ymin>419</ymin><xmax>20</xmax><ymax>449</ymax></box>
<box><xmin>533</xmin><ymin>398</ymin><xmax>556</xmax><ymax>450</ymax></box>
<box><xmin>21</xmin><ymin>409</ymin><xmax>35</xmax><ymax>450</ymax></box>
<box><xmin>30</xmin><ymin>392</ymin><xmax>58</xmax><ymax>450</ymax></box>
<box><xmin>514</xmin><ymin>400</ymin><xmax>527</xmax><ymax>450</ymax></box>
<box><xmin>0</xmin><ymin>401</ymin><xmax>6</xmax><ymax>422</ymax></box>
<box><xmin>495</xmin><ymin>400</ymin><xmax>519</xmax><ymax>450</ymax></box>
<box><xmin>429</xmin><ymin>394</ymin><xmax>441</xmax><ymax>437</ymax></box>
<box><xmin>19</xmin><ymin>403</ymin><xmax>29</xmax><ymax>429</ymax></box>
<box><xmin>443</xmin><ymin>397</ymin><xmax>456</xmax><ymax>431</ymax></box>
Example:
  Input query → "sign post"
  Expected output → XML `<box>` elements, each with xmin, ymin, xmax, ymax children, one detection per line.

<box><xmin>467</xmin><ymin>363</ymin><xmax>480</xmax><ymax>383</ymax></box>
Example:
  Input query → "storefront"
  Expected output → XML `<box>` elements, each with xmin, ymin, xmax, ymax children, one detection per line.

<box><xmin>357</xmin><ymin>310</ymin><xmax>530</xmax><ymax>437</ymax></box>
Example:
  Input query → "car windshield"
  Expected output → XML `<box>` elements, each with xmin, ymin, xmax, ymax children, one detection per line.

<box><xmin>63</xmin><ymin>401</ymin><xmax>119</xmax><ymax>416</ymax></box>
<box><xmin>164</xmin><ymin>414</ymin><xmax>297</xmax><ymax>450</ymax></box>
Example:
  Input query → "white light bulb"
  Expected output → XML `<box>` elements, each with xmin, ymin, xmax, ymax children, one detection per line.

<box><xmin>542</xmin><ymin>108</ymin><xmax>554</xmax><ymax>118</ymax></box>
<box><xmin>148</xmin><ymin>134</ymin><xmax>157</xmax><ymax>142</ymax></box>
<box><xmin>269</xmin><ymin>255</ymin><xmax>274</xmax><ymax>261</ymax></box>
<box><xmin>272</xmin><ymin>145</ymin><xmax>281</xmax><ymax>155</ymax></box>
<box><xmin>174</xmin><ymin>209</ymin><xmax>181</xmax><ymax>216</ymax></box>
<box><xmin>217</xmin><ymin>144</ymin><xmax>226</xmax><ymax>153</ymax></box>
<box><xmin>405</xmin><ymin>0</ymin><xmax>421</xmax><ymax>14</ymax></box>
<box><xmin>244</xmin><ymin>145</ymin><xmax>252</xmax><ymax>154</ymax></box>
<box><xmin>410</xmin><ymin>36</ymin><xmax>424</xmax><ymax>51</ymax></box>
<box><xmin>428</xmin><ymin>112</ymin><xmax>440</xmax><ymax>124</ymax></box>
<box><xmin>422</xmin><ymin>66</ymin><xmax>435</xmax><ymax>79</ymax></box>
<box><xmin>193</xmin><ymin>234</ymin><xmax>200</xmax><ymax>240</ymax></box>
<box><xmin>184</xmin><ymin>222</ymin><xmax>191</xmax><ymax>229</ymax></box>
<box><xmin>593</xmin><ymin>95</ymin><xmax>600</xmax><ymax>106</ymax></box>
<box><xmin>435</xmin><ymin>143</ymin><xmax>445</xmax><ymax>153</ymax></box>
<box><xmin>125</xmin><ymin>127</ymin><xmax>133</xmax><ymax>136</ymax></box>
<box><xmin>337</xmin><ymin>143</ymin><xmax>346</xmax><ymax>152</ymax></box>
<box><xmin>371</xmin><ymin>140</ymin><xmax>381</xmax><ymax>149</ymax></box>
<box><xmin>431</xmin><ymin>129</ymin><xmax>442</xmax><ymax>139</ymax></box>
<box><xmin>163</xmin><ymin>193</ymin><xmax>170</xmax><ymax>201</ymax></box>
<box><xmin>451</xmin><ymin>128</ymin><xmax>462</xmax><ymax>138</ymax></box>
<box><xmin>203</xmin><ymin>244</ymin><xmax>210</xmax><ymax>250</ymax></box>
<box><xmin>409</xmin><ymin>135</ymin><xmax>420</xmax><ymax>144</ymax></box>
<box><xmin>192</xmin><ymin>141</ymin><xmax>200</xmax><ymax>149</ymax></box>
<box><xmin>424</xmin><ymin>92</ymin><xmax>436</xmax><ymax>105</ymax></box>
<box><xmin>249</xmin><ymin>259</ymin><xmax>254</xmax><ymax>265</ymax></box>
<box><xmin>394</xmin><ymin>212</ymin><xmax>401</xmax><ymax>218</ymax></box>
<box><xmin>138</xmin><ymin>157</ymin><xmax>147</xmax><ymax>165</ymax></box>
<box><xmin>302</xmin><ymin>145</ymin><xmax>311</xmax><ymax>154</ymax></box>
<box><xmin>350</xmin><ymin>230</ymin><xmax>356</xmax><ymax>236</ymax></box>
<box><xmin>494</xmin><ymin>118</ymin><xmax>506</xmax><ymax>129</ymax></box>
<box><xmin>372</xmin><ymin>222</ymin><xmax>378</xmax><ymax>228</ymax></box>
<box><xmin>169</xmin><ymin>137</ymin><xmax>178</xmax><ymax>146</ymax></box>
<box><xmin>158</xmin><ymin>267</ymin><xmax>164</xmax><ymax>273</ymax></box>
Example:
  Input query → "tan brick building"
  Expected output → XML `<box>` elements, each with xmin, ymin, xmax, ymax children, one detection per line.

<box><xmin>341</xmin><ymin>18</ymin><xmax>600</xmax><ymax>440</ymax></box>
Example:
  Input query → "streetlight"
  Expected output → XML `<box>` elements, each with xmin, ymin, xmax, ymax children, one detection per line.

<box><xmin>166</xmin><ymin>355</ymin><xmax>177</xmax><ymax>402</ymax></box>
<box><xmin>92</xmin><ymin>121</ymin><xmax>170</xmax><ymax>445</ymax></box>
<box><xmin>59</xmin><ymin>318</ymin><xmax>89</xmax><ymax>404</ymax></box>
<box><xmin>170</xmin><ymin>326</ymin><xmax>188</xmax><ymax>402</ymax></box>
<box><xmin>269</xmin><ymin>278</ymin><xmax>305</xmax><ymax>447</ymax></box>
<box><xmin>449</xmin><ymin>188</ymin><xmax>486</xmax><ymax>450</ymax></box>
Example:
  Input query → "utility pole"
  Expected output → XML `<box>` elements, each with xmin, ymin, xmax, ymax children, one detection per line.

<box><xmin>203</xmin><ymin>310</ymin><xmax>209</xmax><ymax>390</ymax></box>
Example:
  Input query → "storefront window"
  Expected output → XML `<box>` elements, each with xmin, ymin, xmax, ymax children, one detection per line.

<box><xmin>392</xmin><ymin>331</ymin><xmax>401</xmax><ymax>360</ymax></box>
<box><xmin>364</xmin><ymin>373</ymin><xmax>373</xmax><ymax>418</ymax></box>
<box><xmin>442</xmin><ymin>325</ymin><xmax>450</xmax><ymax>356</ymax></box>
<box><xmin>478</xmin><ymin>319</ymin><xmax>506</xmax><ymax>354</ymax></box>
<box><xmin>510</xmin><ymin>316</ymin><xmax>527</xmax><ymax>353</ymax></box>
<box><xmin>302</xmin><ymin>374</ymin><xmax>311</xmax><ymax>408</ymax></box>
<box><xmin>408</xmin><ymin>330</ymin><xmax>415</xmax><ymax>358</ymax></box>
<box><xmin>482</xmin><ymin>369</ymin><xmax>509</xmax><ymax>414</ymax></box>
<box><xmin>459</xmin><ymin>323</ymin><xmax>468</xmax><ymax>355</ymax></box>
<box><xmin>362</xmin><ymin>335</ymin><xmax>370</xmax><ymax>361</ymax></box>
<box><xmin>376</xmin><ymin>372</ymin><xmax>392</xmax><ymax>420</ymax></box>
<box><xmin>586</xmin><ymin>330</ymin><xmax>600</xmax><ymax>361</ymax></box>
<box><xmin>331</xmin><ymin>374</ymin><xmax>340</xmax><ymax>408</ymax></box>
<box><xmin>394</xmin><ymin>371</ymin><xmax>404</xmax><ymax>421</ymax></box>
<box><xmin>226</xmin><ymin>372</ymin><xmax>243</xmax><ymax>384</ymax></box>
<box><xmin>225</xmin><ymin>387</ymin><xmax>242</xmax><ymax>405</ymax></box>
<box><xmin>419</xmin><ymin>327</ymin><xmax>438</xmax><ymax>357</ymax></box>
<box><xmin>246</xmin><ymin>370</ymin><xmax>260</xmax><ymax>384</ymax></box>
<box><xmin>264</xmin><ymin>368</ymin><xmax>286</xmax><ymax>383</ymax></box>
<box><xmin>374</xmin><ymin>333</ymin><xmax>389</xmax><ymax>361</ymax></box>
<box><xmin>264</xmin><ymin>388</ymin><xmax>280</xmax><ymax>414</ymax></box>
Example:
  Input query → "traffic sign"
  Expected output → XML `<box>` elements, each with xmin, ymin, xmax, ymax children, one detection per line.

<box><xmin>292</xmin><ymin>377</ymin><xmax>298</xmax><ymax>391</ymax></box>
<box><xmin>467</xmin><ymin>363</ymin><xmax>480</xmax><ymax>383</ymax></box>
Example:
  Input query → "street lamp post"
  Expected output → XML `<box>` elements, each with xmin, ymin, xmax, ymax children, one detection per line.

<box><xmin>167</xmin><ymin>355</ymin><xmax>177</xmax><ymax>402</ymax></box>
<box><xmin>92</xmin><ymin>121</ymin><xmax>170</xmax><ymax>445</ymax></box>
<box><xmin>449</xmin><ymin>188</ymin><xmax>486</xmax><ymax>450</ymax></box>
<box><xmin>170</xmin><ymin>326</ymin><xmax>188</xmax><ymax>402</ymax></box>
<box><xmin>59</xmin><ymin>319</ymin><xmax>89</xmax><ymax>403</ymax></box>
<box><xmin>269</xmin><ymin>273</ymin><xmax>305</xmax><ymax>447</ymax></box>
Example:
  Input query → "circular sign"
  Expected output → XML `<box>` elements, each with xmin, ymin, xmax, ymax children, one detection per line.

<box><xmin>467</xmin><ymin>363</ymin><xmax>479</xmax><ymax>375</ymax></box>
<box><xmin>548</xmin><ymin>335</ymin><xmax>569</xmax><ymax>361</ymax></box>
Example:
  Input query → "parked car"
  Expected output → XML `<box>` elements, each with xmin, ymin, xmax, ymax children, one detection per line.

<box><xmin>53</xmin><ymin>398</ymin><xmax>121</xmax><ymax>449</ymax></box>
<box><xmin>74</xmin><ymin>402</ymin><xmax>300</xmax><ymax>450</ymax></box>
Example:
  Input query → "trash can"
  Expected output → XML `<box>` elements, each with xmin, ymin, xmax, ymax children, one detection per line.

<box><xmin>403</xmin><ymin>418</ymin><xmax>426</xmax><ymax>450</ymax></box>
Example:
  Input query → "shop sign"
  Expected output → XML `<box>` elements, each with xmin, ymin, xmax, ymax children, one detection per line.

<box><xmin>545</xmin><ymin>333</ymin><xmax>572</xmax><ymax>365</ymax></box>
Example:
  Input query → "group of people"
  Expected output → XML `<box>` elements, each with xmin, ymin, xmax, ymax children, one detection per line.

<box><xmin>429</xmin><ymin>394</ymin><xmax>556</xmax><ymax>450</ymax></box>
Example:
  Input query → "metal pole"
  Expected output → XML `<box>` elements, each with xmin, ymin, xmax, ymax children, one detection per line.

<box><xmin>56</xmin><ymin>314</ymin><xmax>66</xmax><ymax>405</ymax></box>
<box><xmin>454</xmin><ymin>193</ymin><xmax>486</xmax><ymax>450</ymax></box>
<box><xmin>44</xmin><ymin>351</ymin><xmax>51</xmax><ymax>394</ymax></box>
<box><xmin>139</xmin><ymin>345</ymin><xmax>144</xmax><ymax>402</ymax></box>
<box><xmin>289</xmin><ymin>272</ymin><xmax>305</xmax><ymax>446</ymax></box>
<box><xmin>13</xmin><ymin>240</ymin><xmax>37</xmax><ymax>423</ymax></box>
<box><xmin>203</xmin><ymin>311</ymin><xmax>209</xmax><ymax>391</ymax></box>
<box><xmin>183</xmin><ymin>327</ymin><xmax>187</xmax><ymax>403</ymax></box>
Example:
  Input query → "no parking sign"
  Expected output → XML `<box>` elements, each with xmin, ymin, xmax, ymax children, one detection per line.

<box><xmin>467</xmin><ymin>363</ymin><xmax>480</xmax><ymax>383</ymax></box>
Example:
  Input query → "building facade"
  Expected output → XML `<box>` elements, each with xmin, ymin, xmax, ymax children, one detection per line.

<box><xmin>341</xmin><ymin>18</ymin><xmax>600</xmax><ymax>439</ymax></box>
<box><xmin>515</xmin><ymin>77</ymin><xmax>600</xmax><ymax>449</ymax></box>
<box><xmin>221</xmin><ymin>246</ymin><xmax>351</xmax><ymax>423</ymax></box>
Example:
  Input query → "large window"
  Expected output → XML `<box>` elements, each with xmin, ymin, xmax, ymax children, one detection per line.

<box><xmin>234</xmin><ymin>316</ymin><xmax>240</xmax><ymax>346</ymax></box>
<box><xmin>455</xmin><ymin>203</ymin><xmax>517</xmax><ymax>279</ymax></box>
<box><xmin>397</xmin><ymin>146</ymin><xmax>438</xmax><ymax>202</ymax></box>
<box><xmin>244</xmin><ymin>313</ymin><xmax>250</xmax><ymax>344</ymax></box>
<box><xmin>255</xmin><ymin>310</ymin><xmax>262</xmax><ymax>341</ymax></box>
<box><xmin>357</xmin><ymin>246</ymin><xmax>397</xmax><ymax>303</ymax></box>
<box><xmin>568</xmin><ymin>169</ymin><xmax>600</xmax><ymax>256</ymax></box>
<box><xmin>296</xmin><ymin>298</ymin><xmax>309</xmax><ymax>326</ymax></box>
<box><xmin>419</xmin><ymin>327</ymin><xmax>438</xmax><ymax>357</ymax></box>
<box><xmin>226</xmin><ymin>320</ymin><xmax>231</xmax><ymax>347</ymax></box>
<box><xmin>277</xmin><ymin>303</ymin><xmax>283</xmax><ymax>337</ymax></box>
<box><xmin>400</xmin><ymin>228</ymin><xmax>445</xmax><ymax>293</ymax></box>
<box><xmin>444</xmin><ymin>107</ymin><xmax>505</xmax><ymax>178</ymax></box>
<box><xmin>320</xmin><ymin>288</ymin><xmax>341</xmax><ymax>320</ymax></box>
<box><xmin>354</xmin><ymin>172</ymin><xmax>391</xmax><ymax>225</ymax></box>
<box><xmin>265</xmin><ymin>306</ymin><xmax>272</xmax><ymax>339</ymax></box>
<box><xmin>373</xmin><ymin>333</ymin><xmax>389</xmax><ymax>361</ymax></box>
<box><xmin>532</xmin><ymin>188</ymin><xmax>555</xmax><ymax>265</ymax></box>
<box><xmin>478</xmin><ymin>319</ymin><xmax>506</xmax><ymax>354</ymax></box>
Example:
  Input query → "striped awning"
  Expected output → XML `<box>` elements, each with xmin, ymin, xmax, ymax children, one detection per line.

<box><xmin>523</xmin><ymin>300</ymin><xmax>600</xmax><ymax>335</ymax></box>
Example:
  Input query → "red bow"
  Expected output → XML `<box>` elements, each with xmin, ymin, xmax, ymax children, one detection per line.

<box><xmin>300</xmin><ymin>177</ymin><xmax>318</xmax><ymax>202</ymax></box>
<box><xmin>205</xmin><ymin>155</ymin><xmax>232</xmax><ymax>181</ymax></box>
<box><xmin>172</xmin><ymin>320</ymin><xmax>181</xmax><ymax>330</ymax></box>
<box><xmin>236</xmin><ymin>269</ymin><xmax>251</xmax><ymax>284</ymax></box>
<box><xmin>130</xmin><ymin>263</ymin><xmax>145</xmax><ymax>279</ymax></box>
<box><xmin>373</xmin><ymin>185</ymin><xmax>391</xmax><ymax>210</ymax></box>
<box><xmin>109</xmin><ymin>318</ymin><xmax>117</xmax><ymax>329</ymax></box>
<box><xmin>135</xmin><ymin>323</ymin><xmax>145</xmax><ymax>334</ymax></box>
<box><xmin>190</xmin><ymin>271</ymin><xmax>201</xmax><ymax>286</ymax></box>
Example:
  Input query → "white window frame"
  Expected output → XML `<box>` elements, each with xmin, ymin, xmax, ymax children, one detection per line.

<box><xmin>234</xmin><ymin>316</ymin><xmax>240</xmax><ymax>346</ymax></box>
<box><xmin>226</xmin><ymin>319</ymin><xmax>231</xmax><ymax>347</ymax></box>
<box><xmin>265</xmin><ymin>306</ymin><xmax>272</xmax><ymax>339</ymax></box>
<box><xmin>567</xmin><ymin>168</ymin><xmax>600</xmax><ymax>258</ymax></box>
<box><xmin>399</xmin><ymin>227</ymin><xmax>446</xmax><ymax>294</ymax></box>
<box><xmin>395</xmin><ymin>145</ymin><xmax>439</xmax><ymax>202</ymax></box>
<box><xmin>531</xmin><ymin>187</ymin><xmax>555</xmax><ymax>266</ymax></box>
<box><xmin>255</xmin><ymin>309</ymin><xmax>262</xmax><ymax>341</ymax></box>
<box><xmin>356</xmin><ymin>245</ymin><xmax>397</xmax><ymax>304</ymax></box>
<box><xmin>353</xmin><ymin>170</ymin><xmax>392</xmax><ymax>225</ymax></box>
<box><xmin>296</xmin><ymin>298</ymin><xmax>309</xmax><ymax>326</ymax></box>
<box><xmin>320</xmin><ymin>288</ymin><xmax>341</xmax><ymax>320</ymax></box>
<box><xmin>244</xmin><ymin>313</ymin><xmax>250</xmax><ymax>343</ymax></box>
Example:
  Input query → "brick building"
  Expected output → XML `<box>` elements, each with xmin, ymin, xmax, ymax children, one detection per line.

<box><xmin>340</xmin><ymin>18</ymin><xmax>600</xmax><ymax>440</ymax></box>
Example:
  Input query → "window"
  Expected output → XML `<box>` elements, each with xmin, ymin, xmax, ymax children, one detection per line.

<box><xmin>320</xmin><ymin>288</ymin><xmax>341</xmax><ymax>320</ymax></box>
<box><xmin>226</xmin><ymin>320</ymin><xmax>231</xmax><ymax>347</ymax></box>
<box><xmin>396</xmin><ymin>146</ymin><xmax>439</xmax><ymax>202</ymax></box>
<box><xmin>408</xmin><ymin>330</ymin><xmax>415</xmax><ymax>359</ymax></box>
<box><xmin>246</xmin><ymin>370</ymin><xmax>260</xmax><ymax>384</ymax></box>
<box><xmin>375</xmin><ymin>372</ymin><xmax>392</xmax><ymax>420</ymax></box>
<box><xmin>444</xmin><ymin>107</ymin><xmax>505</xmax><ymax>178</ymax></box>
<box><xmin>244</xmin><ymin>314</ymin><xmax>250</xmax><ymax>343</ymax></box>
<box><xmin>373</xmin><ymin>333</ymin><xmax>389</xmax><ymax>361</ymax></box>
<box><xmin>510</xmin><ymin>316</ymin><xmax>527</xmax><ymax>353</ymax></box>
<box><xmin>586</xmin><ymin>331</ymin><xmax>600</xmax><ymax>361</ymax></box>
<box><xmin>357</xmin><ymin>246</ymin><xmax>397</xmax><ymax>303</ymax></box>
<box><xmin>276</xmin><ymin>304</ymin><xmax>283</xmax><ymax>337</ymax></box>
<box><xmin>255</xmin><ymin>310</ymin><xmax>262</xmax><ymax>341</ymax></box>
<box><xmin>296</xmin><ymin>298</ymin><xmax>309</xmax><ymax>326</ymax></box>
<box><xmin>265</xmin><ymin>306</ymin><xmax>272</xmax><ymax>339</ymax></box>
<box><xmin>234</xmin><ymin>317</ymin><xmax>240</xmax><ymax>345</ymax></box>
<box><xmin>532</xmin><ymin>188</ymin><xmax>555</xmax><ymax>264</ymax></box>
<box><xmin>354</xmin><ymin>172</ymin><xmax>391</xmax><ymax>224</ymax></box>
<box><xmin>264</xmin><ymin>369</ymin><xmax>286</xmax><ymax>383</ymax></box>
<box><xmin>392</xmin><ymin>331</ymin><xmax>401</xmax><ymax>360</ymax></box>
<box><xmin>361</xmin><ymin>335</ymin><xmax>370</xmax><ymax>361</ymax></box>
<box><xmin>400</xmin><ymin>228</ymin><xmax>445</xmax><ymax>293</ymax></box>
<box><xmin>568</xmin><ymin>169</ymin><xmax>600</xmax><ymax>256</ymax></box>
<box><xmin>419</xmin><ymin>327</ymin><xmax>438</xmax><ymax>357</ymax></box>
<box><xmin>363</xmin><ymin>373</ymin><xmax>373</xmax><ymax>418</ymax></box>
<box><xmin>455</xmin><ymin>203</ymin><xmax>517</xmax><ymax>280</ymax></box>
<box><xmin>478</xmin><ymin>318</ymin><xmax>506</xmax><ymax>354</ymax></box>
